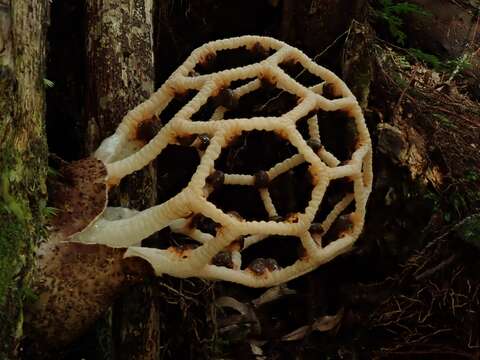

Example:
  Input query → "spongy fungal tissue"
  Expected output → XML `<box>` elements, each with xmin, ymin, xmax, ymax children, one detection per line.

<box><xmin>72</xmin><ymin>35</ymin><xmax>373</xmax><ymax>287</ymax></box>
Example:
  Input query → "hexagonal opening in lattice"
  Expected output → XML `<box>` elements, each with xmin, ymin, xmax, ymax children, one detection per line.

<box><xmin>224</xmin><ymin>77</ymin><xmax>301</xmax><ymax>119</ymax></box>
<box><xmin>291</xmin><ymin>108</ymin><xmax>361</xmax><ymax>170</ymax></box>
<box><xmin>278</xmin><ymin>59</ymin><xmax>324</xmax><ymax>88</ymax></box>
<box><xmin>316</xmin><ymin>109</ymin><xmax>359</xmax><ymax>162</ymax></box>
<box><xmin>278</xmin><ymin>57</ymin><xmax>345</xmax><ymax>100</ymax></box>
<box><xmin>155</xmin><ymin>144</ymin><xmax>201</xmax><ymax>203</ymax></box>
<box><xmin>192</xmin><ymin>43</ymin><xmax>276</xmax><ymax>76</ymax></box>
<box><xmin>241</xmin><ymin>235</ymin><xmax>302</xmax><ymax>272</ymax></box>
<box><xmin>268</xmin><ymin>162</ymin><xmax>314</xmax><ymax>218</ymax></box>
<box><xmin>208</xmin><ymin>185</ymin><xmax>269</xmax><ymax>221</ymax></box>
<box><xmin>160</xmin><ymin>90</ymin><xmax>199</xmax><ymax>125</ymax></box>
<box><xmin>215</xmin><ymin>130</ymin><xmax>297</xmax><ymax>174</ymax></box>
<box><xmin>314</xmin><ymin>178</ymin><xmax>355</xmax><ymax>221</ymax></box>
<box><xmin>310</xmin><ymin>181</ymin><xmax>357</xmax><ymax>247</ymax></box>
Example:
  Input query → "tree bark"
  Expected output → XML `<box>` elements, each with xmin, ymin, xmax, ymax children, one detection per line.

<box><xmin>0</xmin><ymin>0</ymin><xmax>49</xmax><ymax>358</ymax></box>
<box><xmin>21</xmin><ymin>1</ymin><xmax>158</xmax><ymax>356</ymax></box>
<box><xmin>279</xmin><ymin>0</ymin><xmax>368</xmax><ymax>54</ymax></box>
<box><xmin>85</xmin><ymin>1</ymin><xmax>160</xmax><ymax>359</ymax></box>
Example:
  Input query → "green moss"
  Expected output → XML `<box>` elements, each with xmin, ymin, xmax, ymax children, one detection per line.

<box><xmin>0</xmin><ymin>210</ymin><xmax>24</xmax><ymax>304</ymax></box>
<box><xmin>1</xmin><ymin>173</ymin><xmax>30</xmax><ymax>223</ymax></box>
<box><xmin>432</xmin><ymin>113</ymin><xmax>456</xmax><ymax>129</ymax></box>
<box><xmin>0</xmin><ymin>175</ymin><xmax>30</xmax><ymax>356</ymax></box>
<box><xmin>0</xmin><ymin>3</ymin><xmax>48</xmax><ymax>357</ymax></box>
<box><xmin>455</xmin><ymin>214</ymin><xmax>480</xmax><ymax>249</ymax></box>
<box><xmin>0</xmin><ymin>151</ymin><xmax>27</xmax><ymax>304</ymax></box>
<box><xmin>0</xmin><ymin>140</ymin><xmax>47</xmax><ymax>357</ymax></box>
<box><xmin>374</xmin><ymin>0</ymin><xmax>431</xmax><ymax>45</ymax></box>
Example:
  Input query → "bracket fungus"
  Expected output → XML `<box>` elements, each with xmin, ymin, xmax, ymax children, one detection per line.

<box><xmin>55</xmin><ymin>36</ymin><xmax>373</xmax><ymax>288</ymax></box>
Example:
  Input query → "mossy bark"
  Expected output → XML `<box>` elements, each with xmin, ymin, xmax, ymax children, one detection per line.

<box><xmin>0</xmin><ymin>0</ymin><xmax>49</xmax><ymax>358</ymax></box>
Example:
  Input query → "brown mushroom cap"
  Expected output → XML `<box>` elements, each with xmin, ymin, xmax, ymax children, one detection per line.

<box><xmin>29</xmin><ymin>157</ymin><xmax>151</xmax><ymax>350</ymax></box>
<box><xmin>47</xmin><ymin>157</ymin><xmax>108</xmax><ymax>242</ymax></box>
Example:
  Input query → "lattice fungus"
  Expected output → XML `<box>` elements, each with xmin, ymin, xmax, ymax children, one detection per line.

<box><xmin>70</xmin><ymin>35</ymin><xmax>373</xmax><ymax>287</ymax></box>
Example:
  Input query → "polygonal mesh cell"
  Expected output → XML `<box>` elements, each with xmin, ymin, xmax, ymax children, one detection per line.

<box><xmin>192</xmin><ymin>45</ymin><xmax>275</xmax><ymax>75</ymax></box>
<box><xmin>279</xmin><ymin>60</ymin><xmax>327</xmax><ymax>89</ymax></box>
<box><xmin>73</xmin><ymin>36</ymin><xmax>373</xmax><ymax>288</ymax></box>
<box><xmin>161</xmin><ymin>90</ymin><xmax>199</xmax><ymax>125</ymax></box>
<box><xmin>156</xmin><ymin>144</ymin><xmax>200</xmax><ymax>203</ymax></box>
<box><xmin>214</xmin><ymin>131</ymin><xmax>297</xmax><ymax>174</ymax></box>
<box><xmin>223</xmin><ymin>78</ymin><xmax>300</xmax><ymax>119</ymax></box>
<box><xmin>269</xmin><ymin>162</ymin><xmax>314</xmax><ymax>218</ymax></box>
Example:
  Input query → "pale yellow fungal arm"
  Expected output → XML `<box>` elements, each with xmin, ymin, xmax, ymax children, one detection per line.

<box><xmin>69</xmin><ymin>35</ymin><xmax>372</xmax><ymax>288</ymax></box>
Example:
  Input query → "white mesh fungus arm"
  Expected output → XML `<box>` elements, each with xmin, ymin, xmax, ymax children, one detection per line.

<box><xmin>72</xmin><ymin>35</ymin><xmax>372</xmax><ymax>288</ymax></box>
